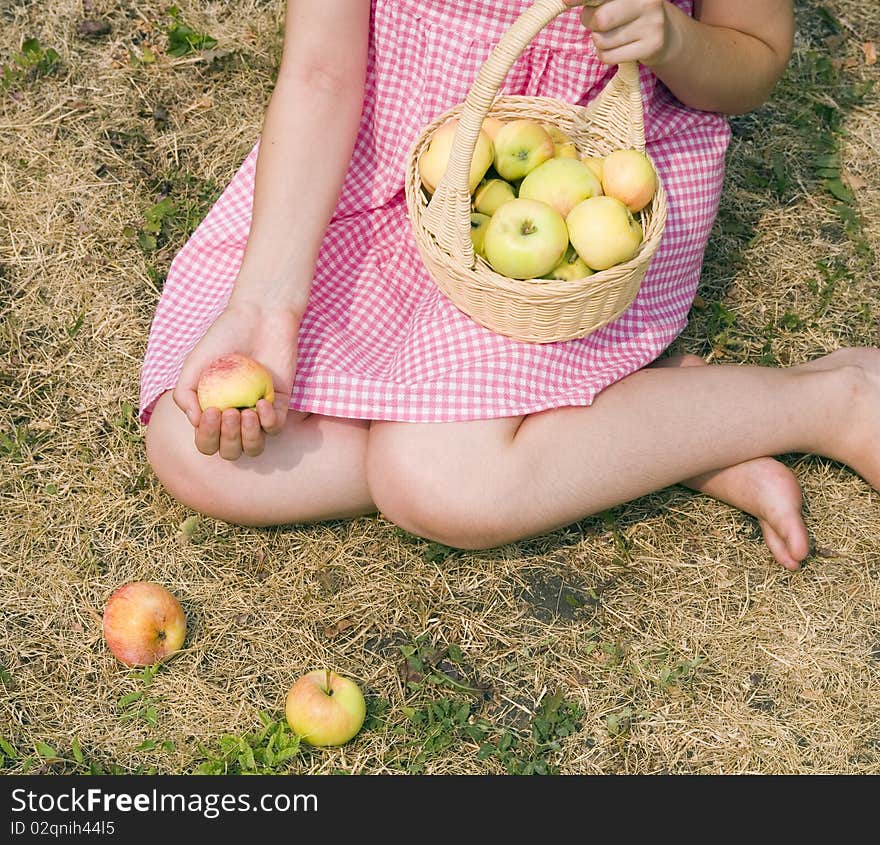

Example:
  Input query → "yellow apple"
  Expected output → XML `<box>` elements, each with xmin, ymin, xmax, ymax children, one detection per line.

<box><xmin>540</xmin><ymin>122</ymin><xmax>578</xmax><ymax>159</ymax></box>
<box><xmin>554</xmin><ymin>141</ymin><xmax>579</xmax><ymax>159</ymax></box>
<box><xmin>566</xmin><ymin>196</ymin><xmax>643</xmax><ymax>271</ymax></box>
<box><xmin>470</xmin><ymin>212</ymin><xmax>491</xmax><ymax>256</ymax></box>
<box><xmin>481</xmin><ymin>116</ymin><xmax>506</xmax><ymax>142</ymax></box>
<box><xmin>285</xmin><ymin>669</ymin><xmax>366</xmax><ymax>747</ymax></box>
<box><xmin>601</xmin><ymin>149</ymin><xmax>658</xmax><ymax>212</ymax></box>
<box><xmin>418</xmin><ymin>119</ymin><xmax>494</xmax><ymax>195</ymax></box>
<box><xmin>582</xmin><ymin>155</ymin><xmax>604</xmax><ymax>183</ymax></box>
<box><xmin>102</xmin><ymin>581</ymin><xmax>186</xmax><ymax>667</ymax></box>
<box><xmin>473</xmin><ymin>178</ymin><xmax>517</xmax><ymax>215</ymax></box>
<box><xmin>197</xmin><ymin>353</ymin><xmax>275</xmax><ymax>412</ymax></box>
<box><xmin>492</xmin><ymin>120</ymin><xmax>556</xmax><ymax>182</ymax></box>
<box><xmin>518</xmin><ymin>157</ymin><xmax>603</xmax><ymax>219</ymax></box>
<box><xmin>544</xmin><ymin>245</ymin><xmax>594</xmax><ymax>281</ymax></box>
<box><xmin>483</xmin><ymin>198</ymin><xmax>569</xmax><ymax>279</ymax></box>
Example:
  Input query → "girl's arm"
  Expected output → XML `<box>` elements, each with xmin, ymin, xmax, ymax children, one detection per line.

<box><xmin>571</xmin><ymin>0</ymin><xmax>794</xmax><ymax>115</ymax></box>
<box><xmin>229</xmin><ymin>0</ymin><xmax>371</xmax><ymax>314</ymax></box>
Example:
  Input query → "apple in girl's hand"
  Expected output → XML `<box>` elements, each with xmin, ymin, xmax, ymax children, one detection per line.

<box><xmin>483</xmin><ymin>198</ymin><xmax>569</xmax><ymax>279</ymax></box>
<box><xmin>470</xmin><ymin>212</ymin><xmax>491</xmax><ymax>257</ymax></box>
<box><xmin>197</xmin><ymin>353</ymin><xmax>275</xmax><ymax>412</ymax></box>
<box><xmin>102</xmin><ymin>581</ymin><xmax>186</xmax><ymax>667</ymax></box>
<box><xmin>418</xmin><ymin>119</ymin><xmax>494</xmax><ymax>194</ymax></box>
<box><xmin>582</xmin><ymin>155</ymin><xmax>604</xmax><ymax>183</ymax></box>
<box><xmin>473</xmin><ymin>178</ymin><xmax>516</xmax><ymax>216</ymax></box>
<box><xmin>492</xmin><ymin>120</ymin><xmax>556</xmax><ymax>182</ymax></box>
<box><xmin>601</xmin><ymin>149</ymin><xmax>658</xmax><ymax>212</ymax></box>
<box><xmin>285</xmin><ymin>669</ymin><xmax>367</xmax><ymax>747</ymax></box>
<box><xmin>566</xmin><ymin>195</ymin><xmax>643</xmax><ymax>271</ymax></box>
<box><xmin>518</xmin><ymin>157</ymin><xmax>603</xmax><ymax>219</ymax></box>
<box><xmin>544</xmin><ymin>244</ymin><xmax>595</xmax><ymax>281</ymax></box>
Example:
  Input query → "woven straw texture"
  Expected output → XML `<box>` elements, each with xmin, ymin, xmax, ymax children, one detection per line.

<box><xmin>405</xmin><ymin>0</ymin><xmax>668</xmax><ymax>343</ymax></box>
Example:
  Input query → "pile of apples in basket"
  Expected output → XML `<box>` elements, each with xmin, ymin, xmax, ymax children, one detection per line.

<box><xmin>419</xmin><ymin>116</ymin><xmax>657</xmax><ymax>280</ymax></box>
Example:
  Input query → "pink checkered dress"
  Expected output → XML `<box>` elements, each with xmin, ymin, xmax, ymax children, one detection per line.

<box><xmin>138</xmin><ymin>0</ymin><xmax>730</xmax><ymax>424</ymax></box>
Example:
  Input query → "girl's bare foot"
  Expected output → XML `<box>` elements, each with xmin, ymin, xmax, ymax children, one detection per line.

<box><xmin>652</xmin><ymin>353</ymin><xmax>809</xmax><ymax>570</ymax></box>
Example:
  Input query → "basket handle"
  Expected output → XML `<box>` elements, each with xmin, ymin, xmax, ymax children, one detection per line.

<box><xmin>423</xmin><ymin>0</ymin><xmax>640</xmax><ymax>267</ymax></box>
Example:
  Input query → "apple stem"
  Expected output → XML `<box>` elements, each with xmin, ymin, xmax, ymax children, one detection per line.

<box><xmin>325</xmin><ymin>668</ymin><xmax>333</xmax><ymax>696</ymax></box>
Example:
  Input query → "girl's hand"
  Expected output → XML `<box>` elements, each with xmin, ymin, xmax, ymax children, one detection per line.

<box><xmin>172</xmin><ymin>295</ymin><xmax>301</xmax><ymax>461</ymax></box>
<box><xmin>565</xmin><ymin>0</ymin><xmax>678</xmax><ymax>68</ymax></box>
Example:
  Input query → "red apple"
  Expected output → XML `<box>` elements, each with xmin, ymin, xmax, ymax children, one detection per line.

<box><xmin>285</xmin><ymin>669</ymin><xmax>366</xmax><ymax>747</ymax></box>
<box><xmin>102</xmin><ymin>581</ymin><xmax>186</xmax><ymax>667</ymax></box>
<box><xmin>196</xmin><ymin>353</ymin><xmax>275</xmax><ymax>412</ymax></box>
<box><xmin>601</xmin><ymin>149</ymin><xmax>658</xmax><ymax>212</ymax></box>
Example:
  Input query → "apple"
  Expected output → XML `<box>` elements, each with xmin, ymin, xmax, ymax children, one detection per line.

<box><xmin>102</xmin><ymin>581</ymin><xmax>186</xmax><ymax>667</ymax></box>
<box><xmin>601</xmin><ymin>149</ymin><xmax>658</xmax><ymax>212</ymax></box>
<box><xmin>582</xmin><ymin>155</ymin><xmax>604</xmax><ymax>183</ymax></box>
<box><xmin>198</xmin><ymin>353</ymin><xmax>275</xmax><ymax>412</ymax></box>
<box><xmin>566</xmin><ymin>195</ymin><xmax>643</xmax><ymax>271</ymax></box>
<box><xmin>470</xmin><ymin>212</ymin><xmax>491</xmax><ymax>256</ymax></box>
<box><xmin>481</xmin><ymin>116</ymin><xmax>506</xmax><ymax>142</ymax></box>
<box><xmin>473</xmin><ymin>178</ymin><xmax>516</xmax><ymax>215</ymax></box>
<box><xmin>418</xmin><ymin>119</ymin><xmax>494</xmax><ymax>195</ymax></box>
<box><xmin>197</xmin><ymin>353</ymin><xmax>275</xmax><ymax>412</ymax></box>
<box><xmin>483</xmin><ymin>198</ymin><xmax>569</xmax><ymax>279</ymax></box>
<box><xmin>518</xmin><ymin>157</ymin><xmax>603</xmax><ymax>219</ymax></box>
<box><xmin>492</xmin><ymin>119</ymin><xmax>556</xmax><ymax>182</ymax></box>
<box><xmin>541</xmin><ymin>122</ymin><xmax>578</xmax><ymax>159</ymax></box>
<box><xmin>544</xmin><ymin>245</ymin><xmax>594</xmax><ymax>281</ymax></box>
<box><xmin>285</xmin><ymin>669</ymin><xmax>367</xmax><ymax>747</ymax></box>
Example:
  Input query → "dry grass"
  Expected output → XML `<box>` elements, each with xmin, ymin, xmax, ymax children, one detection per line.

<box><xmin>1</xmin><ymin>1</ymin><xmax>879</xmax><ymax>775</ymax></box>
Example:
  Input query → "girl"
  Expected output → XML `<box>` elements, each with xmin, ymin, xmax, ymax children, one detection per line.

<box><xmin>141</xmin><ymin>0</ymin><xmax>880</xmax><ymax>572</ymax></box>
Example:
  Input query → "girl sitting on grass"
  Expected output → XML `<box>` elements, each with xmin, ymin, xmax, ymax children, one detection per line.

<box><xmin>141</xmin><ymin>0</ymin><xmax>878</xmax><ymax>572</ymax></box>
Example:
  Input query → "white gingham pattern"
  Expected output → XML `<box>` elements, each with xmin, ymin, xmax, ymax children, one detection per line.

<box><xmin>139</xmin><ymin>0</ymin><xmax>730</xmax><ymax>424</ymax></box>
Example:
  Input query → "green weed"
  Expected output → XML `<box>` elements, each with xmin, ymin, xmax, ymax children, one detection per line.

<box><xmin>192</xmin><ymin>712</ymin><xmax>301</xmax><ymax>774</ymax></box>
<box><xmin>1</xmin><ymin>37</ymin><xmax>59</xmax><ymax>91</ymax></box>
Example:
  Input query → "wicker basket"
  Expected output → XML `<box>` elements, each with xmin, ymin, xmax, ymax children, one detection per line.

<box><xmin>405</xmin><ymin>0</ymin><xmax>667</xmax><ymax>344</ymax></box>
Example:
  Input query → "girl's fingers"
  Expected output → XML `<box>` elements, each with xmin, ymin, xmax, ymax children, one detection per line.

<box><xmin>219</xmin><ymin>409</ymin><xmax>244</xmax><ymax>461</ymax></box>
<box><xmin>592</xmin><ymin>42</ymin><xmax>648</xmax><ymax>65</ymax></box>
<box><xmin>256</xmin><ymin>398</ymin><xmax>281</xmax><ymax>435</ymax></box>
<box><xmin>240</xmin><ymin>409</ymin><xmax>265</xmax><ymax>458</ymax></box>
<box><xmin>173</xmin><ymin>385</ymin><xmax>202</xmax><ymax>428</ymax></box>
<box><xmin>194</xmin><ymin>407</ymin><xmax>222</xmax><ymax>455</ymax></box>
<box><xmin>591</xmin><ymin>19</ymin><xmax>647</xmax><ymax>52</ymax></box>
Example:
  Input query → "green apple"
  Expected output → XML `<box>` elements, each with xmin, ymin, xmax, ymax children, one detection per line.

<box><xmin>544</xmin><ymin>245</ymin><xmax>594</xmax><ymax>281</ymax></box>
<box><xmin>102</xmin><ymin>581</ymin><xmax>186</xmax><ymax>667</ymax></box>
<box><xmin>197</xmin><ymin>353</ymin><xmax>275</xmax><ymax>412</ymax></box>
<box><xmin>418</xmin><ymin>119</ymin><xmax>494</xmax><ymax>195</ymax></box>
<box><xmin>285</xmin><ymin>669</ymin><xmax>367</xmax><ymax>747</ymax></box>
<box><xmin>473</xmin><ymin>179</ymin><xmax>516</xmax><ymax>215</ymax></box>
<box><xmin>601</xmin><ymin>149</ymin><xmax>658</xmax><ymax>212</ymax></box>
<box><xmin>470</xmin><ymin>212</ymin><xmax>491</xmax><ymax>256</ymax></box>
<box><xmin>481</xmin><ymin>116</ymin><xmax>506</xmax><ymax>142</ymax></box>
<box><xmin>566</xmin><ymin>195</ymin><xmax>643</xmax><ymax>271</ymax></box>
<box><xmin>518</xmin><ymin>157</ymin><xmax>603</xmax><ymax>219</ymax></box>
<box><xmin>483</xmin><ymin>198</ymin><xmax>569</xmax><ymax>279</ymax></box>
<box><xmin>492</xmin><ymin>119</ymin><xmax>556</xmax><ymax>182</ymax></box>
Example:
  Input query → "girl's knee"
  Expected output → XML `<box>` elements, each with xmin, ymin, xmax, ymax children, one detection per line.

<box><xmin>365</xmin><ymin>427</ymin><xmax>514</xmax><ymax>550</ymax></box>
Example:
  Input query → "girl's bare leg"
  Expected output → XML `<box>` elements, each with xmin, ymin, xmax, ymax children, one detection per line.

<box><xmin>650</xmin><ymin>354</ymin><xmax>808</xmax><ymax>570</ymax></box>
<box><xmin>366</xmin><ymin>349</ymin><xmax>880</xmax><ymax>559</ymax></box>
<box><xmin>145</xmin><ymin>391</ymin><xmax>375</xmax><ymax>526</ymax></box>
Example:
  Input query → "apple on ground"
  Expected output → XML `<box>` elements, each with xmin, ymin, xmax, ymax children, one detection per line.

<box><xmin>285</xmin><ymin>669</ymin><xmax>367</xmax><ymax>747</ymax></box>
<box><xmin>102</xmin><ymin>581</ymin><xmax>186</xmax><ymax>667</ymax></box>
<box><xmin>483</xmin><ymin>198</ymin><xmax>569</xmax><ymax>279</ymax></box>
<box><xmin>470</xmin><ymin>212</ymin><xmax>491</xmax><ymax>256</ymax></box>
<box><xmin>601</xmin><ymin>149</ymin><xmax>658</xmax><ymax>212</ymax></box>
<box><xmin>473</xmin><ymin>178</ymin><xmax>516</xmax><ymax>216</ymax></box>
<box><xmin>582</xmin><ymin>155</ymin><xmax>604</xmax><ymax>183</ymax></box>
<box><xmin>566</xmin><ymin>195</ymin><xmax>643</xmax><ymax>271</ymax></box>
<box><xmin>518</xmin><ymin>157</ymin><xmax>603</xmax><ymax>219</ymax></box>
<box><xmin>492</xmin><ymin>120</ymin><xmax>556</xmax><ymax>182</ymax></box>
<box><xmin>197</xmin><ymin>353</ymin><xmax>274</xmax><ymax>412</ymax></box>
<box><xmin>544</xmin><ymin>245</ymin><xmax>594</xmax><ymax>281</ymax></box>
<box><xmin>418</xmin><ymin>119</ymin><xmax>494</xmax><ymax>194</ymax></box>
